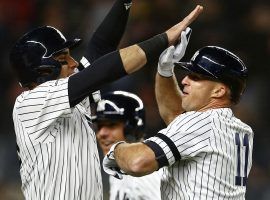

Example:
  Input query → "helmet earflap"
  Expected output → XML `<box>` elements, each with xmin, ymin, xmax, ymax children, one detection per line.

<box><xmin>35</xmin><ymin>57</ymin><xmax>62</xmax><ymax>85</ymax></box>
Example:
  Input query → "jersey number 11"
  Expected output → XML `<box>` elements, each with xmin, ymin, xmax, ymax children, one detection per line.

<box><xmin>235</xmin><ymin>133</ymin><xmax>249</xmax><ymax>187</ymax></box>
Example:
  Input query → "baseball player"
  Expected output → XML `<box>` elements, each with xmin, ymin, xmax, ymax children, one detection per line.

<box><xmin>103</xmin><ymin>29</ymin><xmax>254</xmax><ymax>199</ymax></box>
<box><xmin>94</xmin><ymin>91</ymin><xmax>161</xmax><ymax>200</ymax></box>
<box><xmin>9</xmin><ymin>1</ymin><xmax>203</xmax><ymax>199</ymax></box>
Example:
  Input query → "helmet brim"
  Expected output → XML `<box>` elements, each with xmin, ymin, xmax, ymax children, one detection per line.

<box><xmin>174</xmin><ymin>62</ymin><xmax>218</xmax><ymax>79</ymax></box>
<box><xmin>52</xmin><ymin>38</ymin><xmax>82</xmax><ymax>56</ymax></box>
<box><xmin>91</xmin><ymin>114</ymin><xmax>125</xmax><ymax>123</ymax></box>
<box><xmin>65</xmin><ymin>38</ymin><xmax>82</xmax><ymax>49</ymax></box>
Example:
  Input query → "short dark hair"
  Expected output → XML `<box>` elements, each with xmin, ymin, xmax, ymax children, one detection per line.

<box><xmin>223</xmin><ymin>75</ymin><xmax>246</xmax><ymax>104</ymax></box>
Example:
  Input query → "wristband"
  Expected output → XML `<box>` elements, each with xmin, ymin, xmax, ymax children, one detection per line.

<box><xmin>107</xmin><ymin>141</ymin><xmax>126</xmax><ymax>160</ymax></box>
<box><xmin>138</xmin><ymin>33</ymin><xmax>168</xmax><ymax>64</ymax></box>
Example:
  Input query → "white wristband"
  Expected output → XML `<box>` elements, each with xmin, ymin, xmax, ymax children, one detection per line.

<box><xmin>107</xmin><ymin>141</ymin><xmax>126</xmax><ymax>160</ymax></box>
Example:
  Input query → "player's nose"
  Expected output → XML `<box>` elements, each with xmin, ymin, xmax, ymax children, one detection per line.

<box><xmin>68</xmin><ymin>56</ymin><xmax>79</xmax><ymax>69</ymax></box>
<box><xmin>97</xmin><ymin>127</ymin><xmax>110</xmax><ymax>138</ymax></box>
<box><xmin>181</xmin><ymin>75</ymin><xmax>190</xmax><ymax>85</ymax></box>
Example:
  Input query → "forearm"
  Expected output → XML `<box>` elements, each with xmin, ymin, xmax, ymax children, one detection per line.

<box><xmin>155</xmin><ymin>73</ymin><xmax>183</xmax><ymax>125</ymax></box>
<box><xmin>69</xmin><ymin>34</ymin><xmax>168</xmax><ymax>106</ymax></box>
<box><xmin>114</xmin><ymin>142</ymin><xmax>158</xmax><ymax>176</ymax></box>
<box><xmin>121</xmin><ymin>33</ymin><xmax>168</xmax><ymax>73</ymax></box>
<box><xmin>119</xmin><ymin>45</ymin><xmax>146</xmax><ymax>74</ymax></box>
<box><xmin>69</xmin><ymin>51</ymin><xmax>126</xmax><ymax>107</ymax></box>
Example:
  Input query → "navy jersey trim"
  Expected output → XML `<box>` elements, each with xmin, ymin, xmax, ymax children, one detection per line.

<box><xmin>156</xmin><ymin>133</ymin><xmax>181</xmax><ymax>161</ymax></box>
<box><xmin>144</xmin><ymin>141</ymin><xmax>168</xmax><ymax>168</ymax></box>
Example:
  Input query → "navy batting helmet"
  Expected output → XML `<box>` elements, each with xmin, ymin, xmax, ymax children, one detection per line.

<box><xmin>9</xmin><ymin>26</ymin><xmax>82</xmax><ymax>87</ymax></box>
<box><xmin>93</xmin><ymin>91</ymin><xmax>145</xmax><ymax>140</ymax></box>
<box><xmin>175</xmin><ymin>46</ymin><xmax>248</xmax><ymax>104</ymax></box>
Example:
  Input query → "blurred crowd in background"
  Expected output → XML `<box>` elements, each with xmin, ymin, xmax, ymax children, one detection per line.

<box><xmin>0</xmin><ymin>0</ymin><xmax>269</xmax><ymax>199</ymax></box>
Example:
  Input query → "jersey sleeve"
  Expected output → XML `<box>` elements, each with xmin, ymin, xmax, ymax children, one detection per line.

<box><xmin>15</xmin><ymin>78</ymin><xmax>71</xmax><ymax>144</ymax></box>
<box><xmin>145</xmin><ymin>111</ymin><xmax>212</xmax><ymax>167</ymax></box>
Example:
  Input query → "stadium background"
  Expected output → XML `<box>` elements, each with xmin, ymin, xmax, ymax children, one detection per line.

<box><xmin>0</xmin><ymin>0</ymin><xmax>269</xmax><ymax>199</ymax></box>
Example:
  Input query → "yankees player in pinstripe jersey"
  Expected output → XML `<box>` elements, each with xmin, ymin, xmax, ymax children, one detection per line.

<box><xmin>103</xmin><ymin>28</ymin><xmax>254</xmax><ymax>199</ymax></box>
<box><xmin>9</xmin><ymin>1</ymin><xmax>203</xmax><ymax>199</ymax></box>
<box><xmin>94</xmin><ymin>91</ymin><xmax>161</xmax><ymax>200</ymax></box>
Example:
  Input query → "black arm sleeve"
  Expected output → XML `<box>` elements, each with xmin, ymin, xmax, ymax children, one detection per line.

<box><xmin>84</xmin><ymin>0</ymin><xmax>132</xmax><ymax>63</ymax></box>
<box><xmin>68</xmin><ymin>51</ymin><xmax>127</xmax><ymax>107</ymax></box>
<box><xmin>138</xmin><ymin>33</ymin><xmax>168</xmax><ymax>64</ymax></box>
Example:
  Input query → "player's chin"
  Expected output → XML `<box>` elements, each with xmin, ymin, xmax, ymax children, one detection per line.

<box><xmin>100</xmin><ymin>145</ymin><xmax>111</xmax><ymax>155</ymax></box>
<box><xmin>103</xmin><ymin>147</ymin><xmax>110</xmax><ymax>155</ymax></box>
<box><xmin>181</xmin><ymin>101</ymin><xmax>190</xmax><ymax>111</ymax></box>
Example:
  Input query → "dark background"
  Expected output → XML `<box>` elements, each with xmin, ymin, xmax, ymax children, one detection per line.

<box><xmin>0</xmin><ymin>0</ymin><xmax>269</xmax><ymax>199</ymax></box>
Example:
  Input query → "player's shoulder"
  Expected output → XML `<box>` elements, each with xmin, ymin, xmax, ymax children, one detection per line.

<box><xmin>14</xmin><ymin>78</ymin><xmax>69</xmax><ymax>108</ymax></box>
<box><xmin>166</xmin><ymin>109</ymin><xmax>224</xmax><ymax>133</ymax></box>
<box><xmin>172</xmin><ymin>109</ymin><xmax>213</xmax><ymax>125</ymax></box>
<box><xmin>179</xmin><ymin>107</ymin><xmax>234</xmax><ymax>122</ymax></box>
<box><xmin>29</xmin><ymin>78</ymin><xmax>68</xmax><ymax>95</ymax></box>
<box><xmin>38</xmin><ymin>78</ymin><xmax>69</xmax><ymax>89</ymax></box>
<box><xmin>211</xmin><ymin>108</ymin><xmax>253</xmax><ymax>134</ymax></box>
<box><xmin>231</xmin><ymin>111</ymin><xmax>253</xmax><ymax>134</ymax></box>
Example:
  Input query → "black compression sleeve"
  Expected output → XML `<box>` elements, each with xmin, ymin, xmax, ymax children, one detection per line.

<box><xmin>68</xmin><ymin>51</ymin><xmax>127</xmax><ymax>107</ymax></box>
<box><xmin>138</xmin><ymin>33</ymin><xmax>168</xmax><ymax>64</ymax></box>
<box><xmin>84</xmin><ymin>0</ymin><xmax>132</xmax><ymax>63</ymax></box>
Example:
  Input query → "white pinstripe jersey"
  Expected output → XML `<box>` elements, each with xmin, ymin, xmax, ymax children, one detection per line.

<box><xmin>13</xmin><ymin>78</ymin><xmax>103</xmax><ymax>200</ymax></box>
<box><xmin>146</xmin><ymin>108</ymin><xmax>253</xmax><ymax>200</ymax></box>
<box><xmin>109</xmin><ymin>171</ymin><xmax>161</xmax><ymax>200</ymax></box>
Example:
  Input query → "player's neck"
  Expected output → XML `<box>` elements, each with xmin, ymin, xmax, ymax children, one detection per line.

<box><xmin>26</xmin><ymin>83</ymin><xmax>38</xmax><ymax>90</ymax></box>
<box><xmin>197</xmin><ymin>99</ymin><xmax>231</xmax><ymax>112</ymax></box>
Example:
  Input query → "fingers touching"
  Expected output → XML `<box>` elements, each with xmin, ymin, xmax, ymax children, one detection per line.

<box><xmin>166</xmin><ymin>5</ymin><xmax>203</xmax><ymax>46</ymax></box>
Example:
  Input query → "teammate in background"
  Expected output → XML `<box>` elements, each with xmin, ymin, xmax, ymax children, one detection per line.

<box><xmin>103</xmin><ymin>28</ymin><xmax>254</xmax><ymax>199</ymax></box>
<box><xmin>9</xmin><ymin>0</ymin><xmax>203</xmax><ymax>198</ymax></box>
<box><xmin>94</xmin><ymin>91</ymin><xmax>161</xmax><ymax>200</ymax></box>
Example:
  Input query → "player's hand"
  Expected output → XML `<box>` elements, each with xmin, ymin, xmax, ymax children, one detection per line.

<box><xmin>165</xmin><ymin>5</ymin><xmax>202</xmax><ymax>46</ymax></box>
<box><xmin>158</xmin><ymin>27</ymin><xmax>192</xmax><ymax>77</ymax></box>
<box><xmin>103</xmin><ymin>141</ymin><xmax>126</xmax><ymax>179</ymax></box>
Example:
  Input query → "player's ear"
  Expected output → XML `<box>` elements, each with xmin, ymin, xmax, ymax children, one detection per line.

<box><xmin>211</xmin><ymin>83</ymin><xmax>227</xmax><ymax>98</ymax></box>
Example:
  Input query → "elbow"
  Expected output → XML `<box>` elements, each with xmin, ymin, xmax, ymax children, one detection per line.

<box><xmin>126</xmin><ymin>156</ymin><xmax>154</xmax><ymax>177</ymax></box>
<box><xmin>116</xmin><ymin>142</ymin><xmax>158</xmax><ymax>176</ymax></box>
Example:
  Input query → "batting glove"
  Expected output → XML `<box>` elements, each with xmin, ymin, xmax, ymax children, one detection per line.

<box><xmin>158</xmin><ymin>27</ymin><xmax>192</xmax><ymax>77</ymax></box>
<box><xmin>103</xmin><ymin>141</ymin><xmax>126</xmax><ymax>179</ymax></box>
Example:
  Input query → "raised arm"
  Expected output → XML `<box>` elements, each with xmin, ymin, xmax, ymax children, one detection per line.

<box><xmin>155</xmin><ymin>28</ymin><xmax>192</xmax><ymax>124</ymax></box>
<box><xmin>78</xmin><ymin>0</ymin><xmax>132</xmax><ymax>102</ymax></box>
<box><xmin>83</xmin><ymin>0</ymin><xmax>132</xmax><ymax>63</ymax></box>
<box><xmin>68</xmin><ymin>5</ymin><xmax>203</xmax><ymax>107</ymax></box>
<box><xmin>155</xmin><ymin>73</ymin><xmax>183</xmax><ymax>125</ymax></box>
